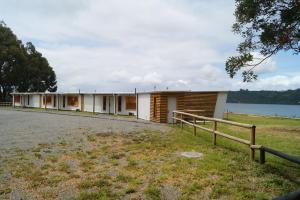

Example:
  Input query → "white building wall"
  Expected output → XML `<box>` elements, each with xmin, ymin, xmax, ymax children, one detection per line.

<box><xmin>94</xmin><ymin>95</ymin><xmax>102</xmax><ymax>113</ymax></box>
<box><xmin>84</xmin><ymin>94</ymin><xmax>93</xmax><ymax>112</ymax></box>
<box><xmin>29</xmin><ymin>94</ymin><xmax>40</xmax><ymax>108</ymax></box>
<box><xmin>213</xmin><ymin>92</ymin><xmax>228</xmax><ymax>119</ymax></box>
<box><xmin>23</xmin><ymin>94</ymin><xmax>39</xmax><ymax>108</ymax></box>
<box><xmin>108</xmin><ymin>96</ymin><xmax>114</xmax><ymax>114</ymax></box>
<box><xmin>137</xmin><ymin>94</ymin><xmax>151</xmax><ymax>120</ymax></box>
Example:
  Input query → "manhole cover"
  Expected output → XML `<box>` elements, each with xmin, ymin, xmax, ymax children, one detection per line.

<box><xmin>181</xmin><ymin>151</ymin><xmax>203</xmax><ymax>158</ymax></box>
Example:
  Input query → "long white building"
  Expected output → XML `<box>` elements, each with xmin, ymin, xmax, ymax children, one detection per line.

<box><xmin>11</xmin><ymin>90</ymin><xmax>228</xmax><ymax>123</ymax></box>
<box><xmin>12</xmin><ymin>92</ymin><xmax>136</xmax><ymax>116</ymax></box>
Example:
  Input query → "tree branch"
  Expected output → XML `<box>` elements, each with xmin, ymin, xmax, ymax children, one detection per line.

<box><xmin>244</xmin><ymin>46</ymin><xmax>280</xmax><ymax>73</ymax></box>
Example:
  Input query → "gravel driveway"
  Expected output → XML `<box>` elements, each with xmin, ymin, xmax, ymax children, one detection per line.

<box><xmin>0</xmin><ymin>109</ymin><xmax>168</xmax><ymax>150</ymax></box>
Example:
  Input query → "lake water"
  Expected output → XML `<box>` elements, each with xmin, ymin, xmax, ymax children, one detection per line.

<box><xmin>225</xmin><ymin>103</ymin><xmax>300</xmax><ymax>118</ymax></box>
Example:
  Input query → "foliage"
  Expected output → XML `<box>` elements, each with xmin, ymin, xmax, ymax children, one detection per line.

<box><xmin>0</xmin><ymin>21</ymin><xmax>57</xmax><ymax>101</ymax></box>
<box><xmin>226</xmin><ymin>0</ymin><xmax>300</xmax><ymax>81</ymax></box>
<box><xmin>227</xmin><ymin>88</ymin><xmax>300</xmax><ymax>105</ymax></box>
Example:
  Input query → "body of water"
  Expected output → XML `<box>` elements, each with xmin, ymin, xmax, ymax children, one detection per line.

<box><xmin>225</xmin><ymin>103</ymin><xmax>300</xmax><ymax>118</ymax></box>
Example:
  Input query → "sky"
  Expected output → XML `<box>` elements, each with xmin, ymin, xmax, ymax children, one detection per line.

<box><xmin>0</xmin><ymin>0</ymin><xmax>299</xmax><ymax>92</ymax></box>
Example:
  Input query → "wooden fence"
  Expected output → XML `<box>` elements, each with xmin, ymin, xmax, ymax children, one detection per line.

<box><xmin>0</xmin><ymin>102</ymin><xmax>12</xmax><ymax>107</ymax></box>
<box><xmin>251</xmin><ymin>145</ymin><xmax>300</xmax><ymax>165</ymax></box>
<box><xmin>172</xmin><ymin>110</ymin><xmax>256</xmax><ymax>161</ymax></box>
<box><xmin>173</xmin><ymin>110</ymin><xmax>300</xmax><ymax>165</ymax></box>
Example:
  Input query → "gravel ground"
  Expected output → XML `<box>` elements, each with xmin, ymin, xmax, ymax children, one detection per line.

<box><xmin>0</xmin><ymin>109</ymin><xmax>169</xmax><ymax>150</ymax></box>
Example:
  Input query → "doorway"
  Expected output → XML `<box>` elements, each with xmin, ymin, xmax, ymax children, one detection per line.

<box><xmin>167</xmin><ymin>96</ymin><xmax>176</xmax><ymax>123</ymax></box>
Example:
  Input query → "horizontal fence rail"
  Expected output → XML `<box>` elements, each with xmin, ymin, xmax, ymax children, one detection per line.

<box><xmin>173</xmin><ymin>110</ymin><xmax>300</xmax><ymax>165</ymax></box>
<box><xmin>0</xmin><ymin>102</ymin><xmax>12</xmax><ymax>107</ymax></box>
<box><xmin>251</xmin><ymin>145</ymin><xmax>300</xmax><ymax>165</ymax></box>
<box><xmin>172</xmin><ymin>110</ymin><xmax>256</xmax><ymax>161</ymax></box>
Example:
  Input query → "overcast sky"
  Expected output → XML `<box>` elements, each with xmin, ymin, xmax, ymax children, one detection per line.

<box><xmin>1</xmin><ymin>0</ymin><xmax>299</xmax><ymax>92</ymax></box>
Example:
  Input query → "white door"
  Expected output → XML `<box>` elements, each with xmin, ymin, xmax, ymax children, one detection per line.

<box><xmin>167</xmin><ymin>96</ymin><xmax>177</xmax><ymax>123</ymax></box>
<box><xmin>109</xmin><ymin>96</ymin><xmax>114</xmax><ymax>114</ymax></box>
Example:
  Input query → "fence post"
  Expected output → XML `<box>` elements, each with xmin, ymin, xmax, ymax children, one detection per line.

<box><xmin>213</xmin><ymin>121</ymin><xmax>217</xmax><ymax>145</ymax></box>
<box><xmin>250</xmin><ymin>126</ymin><xmax>256</xmax><ymax>161</ymax></box>
<box><xmin>180</xmin><ymin>113</ymin><xmax>183</xmax><ymax>129</ymax></box>
<box><xmin>193</xmin><ymin>117</ymin><xmax>196</xmax><ymax>136</ymax></box>
<box><xmin>172</xmin><ymin>112</ymin><xmax>174</xmax><ymax>125</ymax></box>
<box><xmin>259</xmin><ymin>148</ymin><xmax>265</xmax><ymax>164</ymax></box>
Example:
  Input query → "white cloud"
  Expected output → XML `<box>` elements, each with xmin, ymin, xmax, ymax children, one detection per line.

<box><xmin>238</xmin><ymin>74</ymin><xmax>300</xmax><ymax>90</ymax></box>
<box><xmin>0</xmin><ymin>0</ymin><xmax>298</xmax><ymax>92</ymax></box>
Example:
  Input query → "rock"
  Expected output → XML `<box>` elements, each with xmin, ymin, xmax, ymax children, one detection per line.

<box><xmin>180</xmin><ymin>151</ymin><xmax>203</xmax><ymax>158</ymax></box>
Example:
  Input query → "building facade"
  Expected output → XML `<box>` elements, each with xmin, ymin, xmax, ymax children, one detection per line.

<box><xmin>12</xmin><ymin>92</ymin><xmax>136</xmax><ymax>116</ymax></box>
<box><xmin>136</xmin><ymin>91</ymin><xmax>228</xmax><ymax>123</ymax></box>
<box><xmin>11</xmin><ymin>90</ymin><xmax>227</xmax><ymax>123</ymax></box>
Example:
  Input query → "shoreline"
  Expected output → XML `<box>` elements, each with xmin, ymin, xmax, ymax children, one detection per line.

<box><xmin>224</xmin><ymin>111</ymin><xmax>300</xmax><ymax>120</ymax></box>
<box><xmin>227</xmin><ymin>102</ymin><xmax>300</xmax><ymax>106</ymax></box>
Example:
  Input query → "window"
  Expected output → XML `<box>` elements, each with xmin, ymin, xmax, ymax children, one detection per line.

<box><xmin>43</xmin><ymin>96</ymin><xmax>52</xmax><ymax>105</ymax></box>
<box><xmin>103</xmin><ymin>96</ymin><xmax>106</xmax><ymax>111</ymax></box>
<box><xmin>14</xmin><ymin>95</ymin><xmax>21</xmax><ymax>103</ymax></box>
<box><xmin>153</xmin><ymin>97</ymin><xmax>157</xmax><ymax>117</ymax></box>
<box><xmin>27</xmin><ymin>96</ymin><xmax>30</xmax><ymax>105</ymax></box>
<box><xmin>63</xmin><ymin>96</ymin><xmax>66</xmax><ymax>107</ymax></box>
<box><xmin>118</xmin><ymin>96</ymin><xmax>122</xmax><ymax>112</ymax></box>
<box><xmin>67</xmin><ymin>96</ymin><xmax>78</xmax><ymax>107</ymax></box>
<box><xmin>53</xmin><ymin>95</ymin><xmax>56</xmax><ymax>107</ymax></box>
<box><xmin>125</xmin><ymin>96</ymin><xmax>136</xmax><ymax>110</ymax></box>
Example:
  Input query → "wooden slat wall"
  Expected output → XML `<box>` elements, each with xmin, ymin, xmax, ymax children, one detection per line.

<box><xmin>150</xmin><ymin>94</ymin><xmax>162</xmax><ymax>123</ymax></box>
<box><xmin>150</xmin><ymin>92</ymin><xmax>218</xmax><ymax>123</ymax></box>
<box><xmin>183</xmin><ymin>92</ymin><xmax>218</xmax><ymax>117</ymax></box>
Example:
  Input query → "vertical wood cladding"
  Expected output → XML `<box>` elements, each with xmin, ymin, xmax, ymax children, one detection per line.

<box><xmin>150</xmin><ymin>92</ymin><xmax>218</xmax><ymax>123</ymax></box>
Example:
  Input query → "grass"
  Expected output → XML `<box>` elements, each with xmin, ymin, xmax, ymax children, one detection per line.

<box><xmin>0</xmin><ymin>113</ymin><xmax>299</xmax><ymax>199</ymax></box>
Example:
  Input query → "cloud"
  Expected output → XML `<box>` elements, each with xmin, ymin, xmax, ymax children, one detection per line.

<box><xmin>0</xmin><ymin>0</ymin><xmax>298</xmax><ymax>92</ymax></box>
<box><xmin>238</xmin><ymin>74</ymin><xmax>300</xmax><ymax>90</ymax></box>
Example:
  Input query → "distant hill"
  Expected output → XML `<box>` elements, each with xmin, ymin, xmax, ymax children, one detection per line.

<box><xmin>227</xmin><ymin>89</ymin><xmax>300</xmax><ymax>105</ymax></box>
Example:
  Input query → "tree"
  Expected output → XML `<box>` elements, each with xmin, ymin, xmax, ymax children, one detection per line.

<box><xmin>0</xmin><ymin>21</ymin><xmax>57</xmax><ymax>101</ymax></box>
<box><xmin>226</xmin><ymin>0</ymin><xmax>300</xmax><ymax>82</ymax></box>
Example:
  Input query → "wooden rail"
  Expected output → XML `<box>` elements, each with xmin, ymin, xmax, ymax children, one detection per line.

<box><xmin>172</xmin><ymin>110</ymin><xmax>256</xmax><ymax>161</ymax></box>
<box><xmin>251</xmin><ymin>145</ymin><xmax>300</xmax><ymax>165</ymax></box>
<box><xmin>173</xmin><ymin>110</ymin><xmax>300</xmax><ymax>165</ymax></box>
<box><xmin>0</xmin><ymin>102</ymin><xmax>12</xmax><ymax>107</ymax></box>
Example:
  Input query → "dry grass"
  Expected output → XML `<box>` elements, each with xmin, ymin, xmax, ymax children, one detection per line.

<box><xmin>0</xmin><ymin>113</ymin><xmax>299</xmax><ymax>200</ymax></box>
